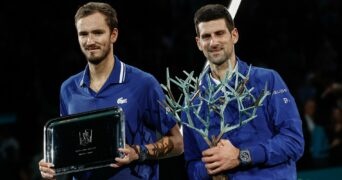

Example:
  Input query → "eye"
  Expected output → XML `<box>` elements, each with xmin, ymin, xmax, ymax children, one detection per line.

<box><xmin>216</xmin><ymin>30</ymin><xmax>226</xmax><ymax>36</ymax></box>
<box><xmin>93</xmin><ymin>30</ymin><xmax>105</xmax><ymax>35</ymax></box>
<box><xmin>201</xmin><ymin>34</ymin><xmax>211</xmax><ymax>40</ymax></box>
<box><xmin>78</xmin><ymin>32</ymin><xmax>88</xmax><ymax>37</ymax></box>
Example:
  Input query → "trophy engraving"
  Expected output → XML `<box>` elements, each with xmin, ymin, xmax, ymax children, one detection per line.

<box><xmin>79</xmin><ymin>129</ymin><xmax>93</xmax><ymax>146</ymax></box>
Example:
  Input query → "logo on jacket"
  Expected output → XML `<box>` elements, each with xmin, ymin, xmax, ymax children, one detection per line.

<box><xmin>117</xmin><ymin>97</ymin><xmax>128</xmax><ymax>104</ymax></box>
<box><xmin>283</xmin><ymin>98</ymin><xmax>289</xmax><ymax>104</ymax></box>
<box><xmin>272</xmin><ymin>88</ymin><xmax>288</xmax><ymax>95</ymax></box>
<box><xmin>79</xmin><ymin>129</ymin><xmax>93</xmax><ymax>146</ymax></box>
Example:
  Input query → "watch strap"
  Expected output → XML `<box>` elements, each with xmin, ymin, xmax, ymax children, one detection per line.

<box><xmin>138</xmin><ymin>145</ymin><xmax>148</xmax><ymax>162</ymax></box>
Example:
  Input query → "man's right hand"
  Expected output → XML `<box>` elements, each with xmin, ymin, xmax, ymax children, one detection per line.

<box><xmin>39</xmin><ymin>159</ymin><xmax>56</xmax><ymax>180</ymax></box>
<box><xmin>201</xmin><ymin>139</ymin><xmax>240</xmax><ymax>175</ymax></box>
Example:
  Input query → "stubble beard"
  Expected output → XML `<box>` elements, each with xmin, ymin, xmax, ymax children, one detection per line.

<box><xmin>85</xmin><ymin>46</ymin><xmax>111</xmax><ymax>65</ymax></box>
<box><xmin>208</xmin><ymin>51</ymin><xmax>229</xmax><ymax>66</ymax></box>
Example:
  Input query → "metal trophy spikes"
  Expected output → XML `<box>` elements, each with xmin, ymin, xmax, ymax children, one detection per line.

<box><xmin>160</xmin><ymin>61</ymin><xmax>270</xmax><ymax>147</ymax></box>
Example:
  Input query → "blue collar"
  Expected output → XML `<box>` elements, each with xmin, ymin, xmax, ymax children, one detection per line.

<box><xmin>200</xmin><ymin>57</ymin><xmax>250</xmax><ymax>87</ymax></box>
<box><xmin>79</xmin><ymin>56</ymin><xmax>126</xmax><ymax>87</ymax></box>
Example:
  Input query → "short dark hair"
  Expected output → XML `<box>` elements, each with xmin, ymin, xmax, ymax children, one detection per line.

<box><xmin>75</xmin><ymin>2</ymin><xmax>118</xmax><ymax>30</ymax></box>
<box><xmin>194</xmin><ymin>4</ymin><xmax>235</xmax><ymax>36</ymax></box>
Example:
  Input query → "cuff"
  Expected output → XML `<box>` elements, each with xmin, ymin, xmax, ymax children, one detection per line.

<box><xmin>249</xmin><ymin>145</ymin><xmax>266</xmax><ymax>165</ymax></box>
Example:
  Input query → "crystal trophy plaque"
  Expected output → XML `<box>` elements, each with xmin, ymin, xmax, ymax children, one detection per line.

<box><xmin>43</xmin><ymin>106</ymin><xmax>125</xmax><ymax>175</ymax></box>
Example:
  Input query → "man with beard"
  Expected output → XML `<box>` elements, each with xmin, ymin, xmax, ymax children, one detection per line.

<box><xmin>182</xmin><ymin>4</ymin><xmax>304</xmax><ymax>179</ymax></box>
<box><xmin>38</xmin><ymin>2</ymin><xmax>183</xmax><ymax>179</ymax></box>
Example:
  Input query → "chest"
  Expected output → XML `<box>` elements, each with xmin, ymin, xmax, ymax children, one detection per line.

<box><xmin>90</xmin><ymin>79</ymin><xmax>106</xmax><ymax>93</ymax></box>
<box><xmin>66</xmin><ymin>83</ymin><xmax>144</xmax><ymax>117</ymax></box>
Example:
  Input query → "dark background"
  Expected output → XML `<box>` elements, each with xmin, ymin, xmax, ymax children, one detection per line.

<box><xmin>1</xmin><ymin>0</ymin><xmax>342</xmax><ymax>179</ymax></box>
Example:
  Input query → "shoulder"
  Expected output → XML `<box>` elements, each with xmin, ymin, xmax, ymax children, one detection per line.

<box><xmin>240</xmin><ymin>63</ymin><xmax>282</xmax><ymax>82</ymax></box>
<box><xmin>247</xmin><ymin>65</ymin><xmax>292</xmax><ymax>97</ymax></box>
<box><xmin>60</xmin><ymin>71</ymin><xmax>83</xmax><ymax>90</ymax></box>
<box><xmin>238</xmin><ymin>60</ymin><xmax>286</xmax><ymax>89</ymax></box>
<box><xmin>238</xmin><ymin>59</ymin><xmax>280</xmax><ymax>80</ymax></box>
<box><xmin>251</xmin><ymin>66</ymin><xmax>280</xmax><ymax>80</ymax></box>
<box><xmin>125</xmin><ymin>64</ymin><xmax>159</xmax><ymax>85</ymax></box>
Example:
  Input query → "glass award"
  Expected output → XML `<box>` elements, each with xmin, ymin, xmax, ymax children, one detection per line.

<box><xmin>43</xmin><ymin>106</ymin><xmax>125</xmax><ymax>175</ymax></box>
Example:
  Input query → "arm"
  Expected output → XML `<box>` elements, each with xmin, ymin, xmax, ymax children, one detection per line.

<box><xmin>111</xmin><ymin>124</ymin><xmax>183</xmax><ymax>167</ymax></box>
<box><xmin>145</xmin><ymin>123</ymin><xmax>183</xmax><ymax>159</ymax></box>
<box><xmin>202</xmin><ymin>70</ymin><xmax>304</xmax><ymax>174</ymax></box>
<box><xmin>253</xmin><ymin>70</ymin><xmax>304</xmax><ymax>166</ymax></box>
<box><xmin>112</xmin><ymin>75</ymin><xmax>183</xmax><ymax>167</ymax></box>
<box><xmin>142</xmin><ymin>75</ymin><xmax>184</xmax><ymax>158</ymax></box>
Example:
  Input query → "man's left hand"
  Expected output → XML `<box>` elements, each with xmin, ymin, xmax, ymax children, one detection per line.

<box><xmin>110</xmin><ymin>144</ymin><xmax>139</xmax><ymax>168</ymax></box>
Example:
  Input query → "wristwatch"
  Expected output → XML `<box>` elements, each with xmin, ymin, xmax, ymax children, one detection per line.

<box><xmin>138</xmin><ymin>145</ymin><xmax>148</xmax><ymax>162</ymax></box>
<box><xmin>239</xmin><ymin>149</ymin><xmax>252</xmax><ymax>166</ymax></box>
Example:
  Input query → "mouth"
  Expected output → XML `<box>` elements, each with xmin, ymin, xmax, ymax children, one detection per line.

<box><xmin>209</xmin><ymin>49</ymin><xmax>222</xmax><ymax>56</ymax></box>
<box><xmin>87</xmin><ymin>49</ymin><xmax>99</xmax><ymax>52</ymax></box>
<box><xmin>209</xmin><ymin>47</ymin><xmax>222</xmax><ymax>53</ymax></box>
<box><xmin>85</xmin><ymin>46</ymin><xmax>100</xmax><ymax>51</ymax></box>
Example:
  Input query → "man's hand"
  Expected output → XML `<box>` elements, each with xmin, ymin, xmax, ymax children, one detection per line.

<box><xmin>38</xmin><ymin>159</ymin><xmax>56</xmax><ymax>180</ymax></box>
<box><xmin>201</xmin><ymin>139</ymin><xmax>240</xmax><ymax>175</ymax></box>
<box><xmin>110</xmin><ymin>144</ymin><xmax>139</xmax><ymax>168</ymax></box>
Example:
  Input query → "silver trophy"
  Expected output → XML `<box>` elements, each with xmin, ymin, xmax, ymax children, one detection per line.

<box><xmin>43</xmin><ymin>106</ymin><xmax>126</xmax><ymax>175</ymax></box>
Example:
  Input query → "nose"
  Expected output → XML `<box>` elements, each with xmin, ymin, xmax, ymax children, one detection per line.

<box><xmin>209</xmin><ymin>36</ymin><xmax>219</xmax><ymax>47</ymax></box>
<box><xmin>86</xmin><ymin>34</ymin><xmax>95</xmax><ymax>45</ymax></box>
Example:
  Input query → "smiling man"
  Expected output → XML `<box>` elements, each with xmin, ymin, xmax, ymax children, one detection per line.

<box><xmin>182</xmin><ymin>4</ymin><xmax>304</xmax><ymax>180</ymax></box>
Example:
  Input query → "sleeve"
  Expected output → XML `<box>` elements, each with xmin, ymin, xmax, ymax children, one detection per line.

<box><xmin>144</xmin><ymin>75</ymin><xmax>177</xmax><ymax>135</ymax></box>
<box><xmin>249</xmin><ymin>70</ymin><xmax>304</xmax><ymax>166</ymax></box>
<box><xmin>59</xmin><ymin>85</ymin><xmax>67</xmax><ymax>116</ymax></box>
<box><xmin>183</xmin><ymin>123</ymin><xmax>210</xmax><ymax>180</ymax></box>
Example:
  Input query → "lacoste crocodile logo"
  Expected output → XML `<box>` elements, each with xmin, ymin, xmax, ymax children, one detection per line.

<box><xmin>117</xmin><ymin>97</ymin><xmax>128</xmax><ymax>104</ymax></box>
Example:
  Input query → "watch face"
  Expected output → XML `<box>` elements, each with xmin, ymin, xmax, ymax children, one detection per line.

<box><xmin>240</xmin><ymin>151</ymin><xmax>250</xmax><ymax>161</ymax></box>
<box><xmin>240</xmin><ymin>150</ymin><xmax>251</xmax><ymax>165</ymax></box>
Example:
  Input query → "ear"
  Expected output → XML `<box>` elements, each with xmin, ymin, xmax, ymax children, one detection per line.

<box><xmin>231</xmin><ymin>28</ymin><xmax>239</xmax><ymax>44</ymax></box>
<box><xmin>195</xmin><ymin>36</ymin><xmax>203</xmax><ymax>51</ymax></box>
<box><xmin>111</xmin><ymin>28</ymin><xmax>118</xmax><ymax>43</ymax></box>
